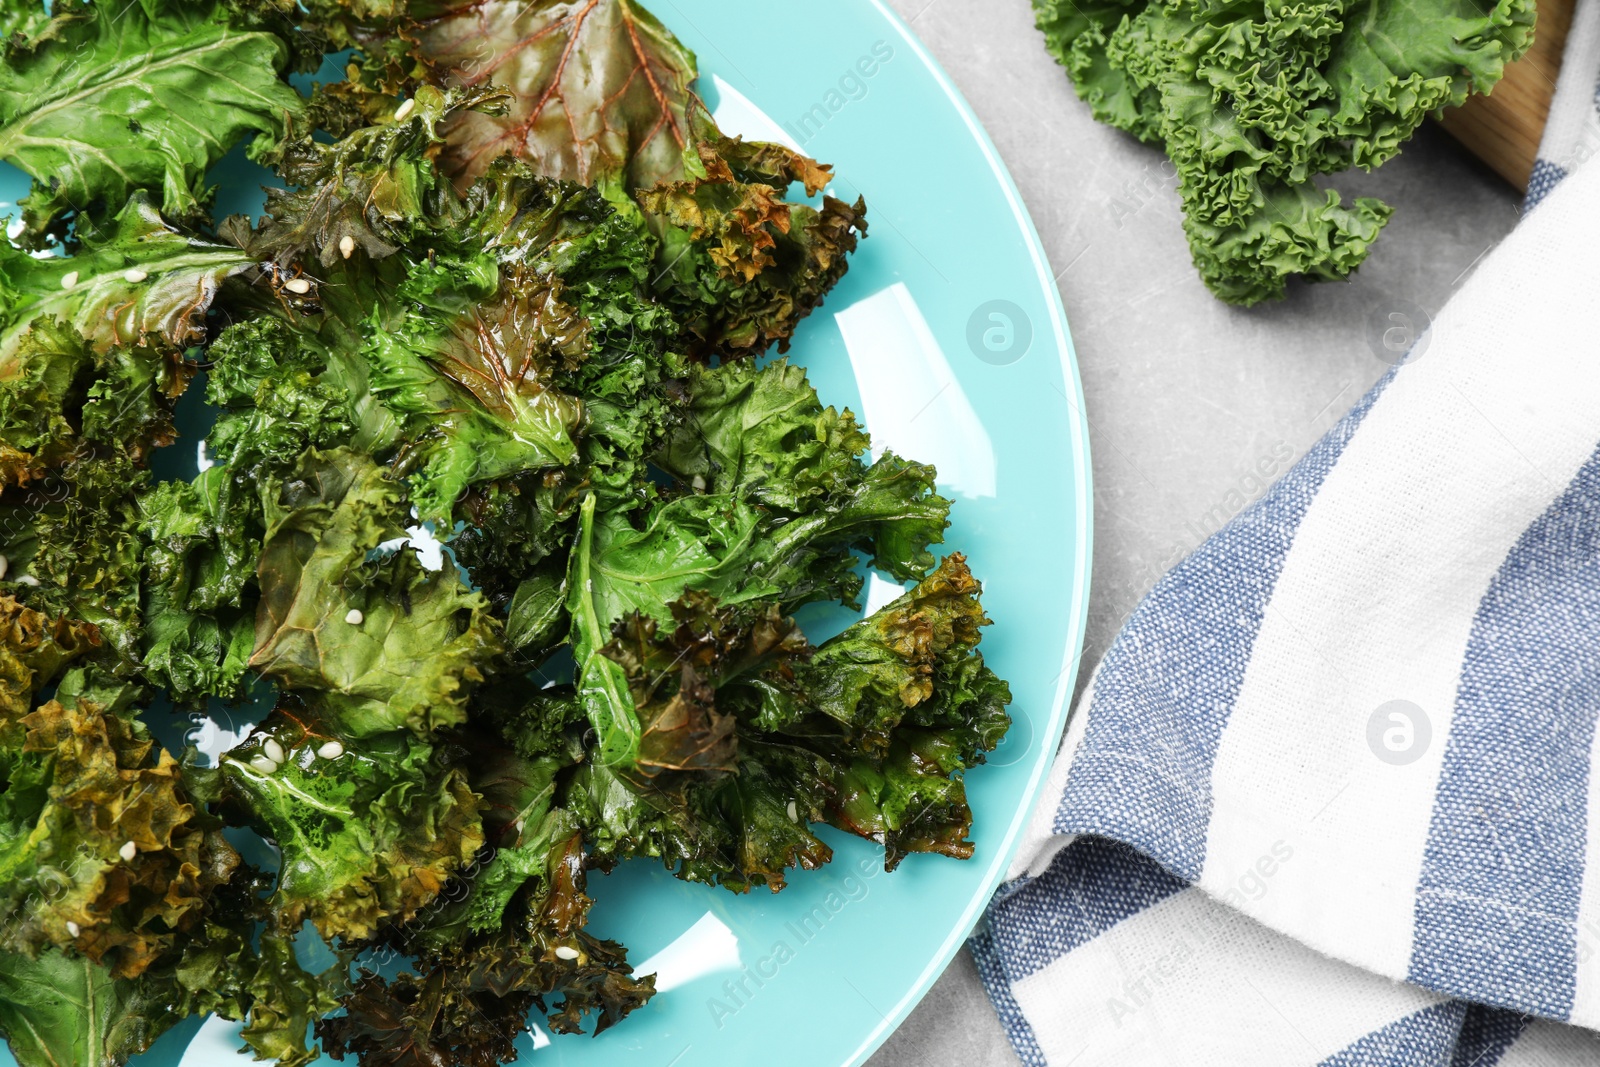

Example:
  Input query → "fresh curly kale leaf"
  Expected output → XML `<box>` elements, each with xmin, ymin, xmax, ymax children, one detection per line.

<box><xmin>250</xmin><ymin>448</ymin><xmax>503</xmax><ymax>737</ymax></box>
<box><xmin>220</xmin><ymin>714</ymin><xmax>484</xmax><ymax>941</ymax></box>
<box><xmin>1033</xmin><ymin>0</ymin><xmax>1534</xmax><ymax>303</ymax></box>
<box><xmin>0</xmin><ymin>0</ymin><xmax>303</xmax><ymax>244</ymax></box>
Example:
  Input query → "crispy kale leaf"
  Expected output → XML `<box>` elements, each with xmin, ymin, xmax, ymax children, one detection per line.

<box><xmin>0</xmin><ymin>946</ymin><xmax>185</xmax><ymax>1067</ymax></box>
<box><xmin>220</xmin><ymin>713</ymin><xmax>484</xmax><ymax>942</ymax></box>
<box><xmin>0</xmin><ymin>304</ymin><xmax>185</xmax><ymax>665</ymax></box>
<box><xmin>563</xmin><ymin>358</ymin><xmax>949</xmax><ymax>776</ymax></box>
<box><xmin>753</xmin><ymin>554</ymin><xmax>1011</xmax><ymax>868</ymax></box>
<box><xmin>318</xmin><ymin>751</ymin><xmax>653</xmax><ymax>1066</ymax></box>
<box><xmin>0</xmin><ymin>195</ymin><xmax>257</xmax><ymax>370</ymax></box>
<box><xmin>639</xmin><ymin>132</ymin><xmax>867</xmax><ymax>357</ymax></box>
<box><xmin>365</xmin><ymin>253</ymin><xmax>585</xmax><ymax>522</ymax></box>
<box><xmin>242</xmin><ymin>80</ymin><xmax>508</xmax><ymax>267</ymax></box>
<box><xmin>318</xmin><ymin>0</ymin><xmax>865</xmax><ymax>357</ymax></box>
<box><xmin>1033</xmin><ymin>0</ymin><xmax>1534</xmax><ymax>303</ymax></box>
<box><xmin>0</xmin><ymin>661</ymin><xmax>240</xmax><ymax>980</ymax></box>
<box><xmin>0</xmin><ymin>4</ymin><xmax>1008</xmax><ymax>1065</ymax></box>
<box><xmin>140</xmin><ymin>318</ymin><xmax>357</xmax><ymax>706</ymax></box>
<box><xmin>250</xmin><ymin>448</ymin><xmax>503</xmax><ymax>737</ymax></box>
<box><xmin>563</xmin><ymin>555</ymin><xmax>1008</xmax><ymax>891</ymax></box>
<box><xmin>0</xmin><ymin>198</ymin><xmax>238</xmax><ymax>658</ymax></box>
<box><xmin>586</xmin><ymin>358</ymin><xmax>949</xmax><ymax>622</ymax></box>
<box><xmin>407</xmin><ymin>0</ymin><xmax>700</xmax><ymax>193</ymax></box>
<box><xmin>0</xmin><ymin>0</ymin><xmax>303</xmax><ymax>244</ymax></box>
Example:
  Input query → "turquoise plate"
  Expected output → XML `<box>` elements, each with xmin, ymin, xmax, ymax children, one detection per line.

<box><xmin>0</xmin><ymin>1</ymin><xmax>1090</xmax><ymax>1064</ymax></box>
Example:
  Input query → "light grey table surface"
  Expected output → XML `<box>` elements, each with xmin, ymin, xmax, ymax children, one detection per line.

<box><xmin>864</xmin><ymin>1</ymin><xmax>1525</xmax><ymax>1064</ymax></box>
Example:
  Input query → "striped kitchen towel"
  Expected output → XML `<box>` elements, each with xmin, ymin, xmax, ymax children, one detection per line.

<box><xmin>1527</xmin><ymin>0</ymin><xmax>1600</xmax><ymax>208</ymax></box>
<box><xmin>972</xmin><ymin>51</ymin><xmax>1600</xmax><ymax>1067</ymax></box>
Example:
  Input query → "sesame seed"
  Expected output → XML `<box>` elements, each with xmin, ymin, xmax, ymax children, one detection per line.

<box><xmin>60</xmin><ymin>270</ymin><xmax>78</xmax><ymax>289</ymax></box>
<box><xmin>123</xmin><ymin>268</ymin><xmax>148</xmax><ymax>283</ymax></box>
<box><xmin>263</xmin><ymin>739</ymin><xmax>285</xmax><ymax>764</ymax></box>
<box><xmin>248</xmin><ymin>755</ymin><xmax>279</xmax><ymax>775</ymax></box>
<box><xmin>394</xmin><ymin>98</ymin><xmax>415</xmax><ymax>121</ymax></box>
<box><xmin>787</xmin><ymin>801</ymin><xmax>798</xmax><ymax>822</ymax></box>
<box><xmin>692</xmin><ymin>474</ymin><xmax>707</xmax><ymax>491</ymax></box>
<box><xmin>339</xmin><ymin>235</ymin><xmax>355</xmax><ymax>259</ymax></box>
<box><xmin>554</xmin><ymin>945</ymin><xmax>579</xmax><ymax>961</ymax></box>
<box><xmin>0</xmin><ymin>555</ymin><xmax>8</xmax><ymax>580</ymax></box>
<box><xmin>284</xmin><ymin>277</ymin><xmax>312</xmax><ymax>294</ymax></box>
<box><xmin>66</xmin><ymin>921</ymin><xmax>80</xmax><ymax>938</ymax></box>
<box><xmin>345</xmin><ymin>608</ymin><xmax>364</xmax><ymax>625</ymax></box>
<box><xmin>118</xmin><ymin>841</ymin><xmax>137</xmax><ymax>862</ymax></box>
<box><xmin>16</xmin><ymin>574</ymin><xmax>39</xmax><ymax>587</ymax></box>
<box><xmin>317</xmin><ymin>740</ymin><xmax>344</xmax><ymax>760</ymax></box>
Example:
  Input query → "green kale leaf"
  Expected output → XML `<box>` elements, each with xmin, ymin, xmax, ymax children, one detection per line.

<box><xmin>0</xmin><ymin>194</ymin><xmax>254</xmax><ymax>374</ymax></box>
<box><xmin>0</xmin><ymin>0</ymin><xmax>303</xmax><ymax>244</ymax></box>
<box><xmin>249</xmin><ymin>448</ymin><xmax>503</xmax><ymax>738</ymax></box>
<box><xmin>220</xmin><ymin>714</ymin><xmax>484</xmax><ymax>942</ymax></box>
<box><xmin>1033</xmin><ymin>0</ymin><xmax>1534</xmax><ymax>302</ymax></box>
<box><xmin>0</xmin><ymin>946</ymin><xmax>184</xmax><ymax>1067</ymax></box>
<box><xmin>0</xmin><ymin>652</ymin><xmax>240</xmax><ymax>981</ymax></box>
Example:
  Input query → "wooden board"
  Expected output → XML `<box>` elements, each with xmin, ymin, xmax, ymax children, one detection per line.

<box><xmin>1436</xmin><ymin>0</ymin><xmax>1575</xmax><ymax>191</ymax></box>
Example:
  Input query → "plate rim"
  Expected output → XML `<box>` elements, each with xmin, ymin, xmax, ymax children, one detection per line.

<box><xmin>837</xmin><ymin>4</ymin><xmax>1095</xmax><ymax>1064</ymax></box>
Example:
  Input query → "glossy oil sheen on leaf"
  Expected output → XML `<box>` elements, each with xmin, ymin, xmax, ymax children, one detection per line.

<box><xmin>221</xmin><ymin>721</ymin><xmax>483</xmax><ymax>941</ymax></box>
<box><xmin>0</xmin><ymin>195</ymin><xmax>257</xmax><ymax>372</ymax></box>
<box><xmin>416</xmin><ymin>0</ymin><xmax>698</xmax><ymax>191</ymax></box>
<box><xmin>249</xmin><ymin>448</ymin><xmax>503</xmax><ymax>737</ymax></box>
<box><xmin>0</xmin><ymin>0</ymin><xmax>303</xmax><ymax>239</ymax></box>
<box><xmin>0</xmin><ymin>947</ymin><xmax>180</xmax><ymax>1067</ymax></box>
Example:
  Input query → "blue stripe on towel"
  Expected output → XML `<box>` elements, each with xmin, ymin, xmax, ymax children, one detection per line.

<box><xmin>1450</xmin><ymin>1006</ymin><xmax>1530</xmax><ymax>1066</ymax></box>
<box><xmin>1319</xmin><ymin>1003</ymin><xmax>1466</xmax><ymax>1067</ymax></box>
<box><xmin>1051</xmin><ymin>369</ymin><xmax>1398</xmax><ymax>879</ymax></box>
<box><xmin>1526</xmin><ymin>160</ymin><xmax>1571</xmax><ymax>211</ymax></box>
<box><xmin>1409</xmin><ymin>443</ymin><xmax>1600</xmax><ymax>1017</ymax></box>
<box><xmin>969</xmin><ymin>929</ymin><xmax>1049</xmax><ymax>1067</ymax></box>
<box><xmin>987</xmin><ymin>837</ymin><xmax>1186</xmax><ymax>982</ymax></box>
